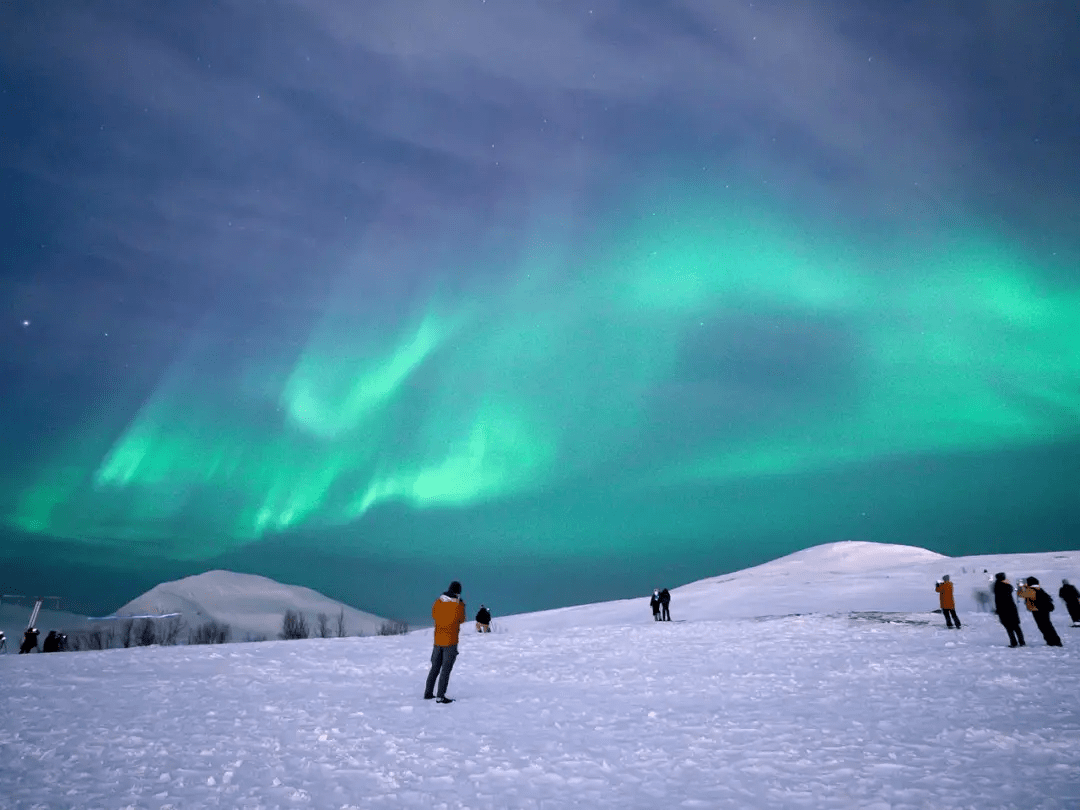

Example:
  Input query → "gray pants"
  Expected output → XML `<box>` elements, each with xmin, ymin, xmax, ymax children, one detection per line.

<box><xmin>425</xmin><ymin>644</ymin><xmax>459</xmax><ymax>699</ymax></box>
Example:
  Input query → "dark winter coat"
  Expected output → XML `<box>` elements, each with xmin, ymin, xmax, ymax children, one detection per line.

<box><xmin>475</xmin><ymin>607</ymin><xmax>491</xmax><ymax>625</ymax></box>
<box><xmin>659</xmin><ymin>589</ymin><xmax>671</xmax><ymax>607</ymax></box>
<box><xmin>1059</xmin><ymin>583</ymin><xmax>1080</xmax><ymax>607</ymax></box>
<box><xmin>1033</xmin><ymin>587</ymin><xmax>1055</xmax><ymax>614</ymax></box>
<box><xmin>42</xmin><ymin>631</ymin><xmax>58</xmax><ymax>653</ymax></box>
<box><xmin>19</xmin><ymin>628</ymin><xmax>39</xmax><ymax>654</ymax></box>
<box><xmin>649</xmin><ymin>594</ymin><xmax>660</xmax><ymax>614</ymax></box>
<box><xmin>994</xmin><ymin>580</ymin><xmax>1021</xmax><ymax>625</ymax></box>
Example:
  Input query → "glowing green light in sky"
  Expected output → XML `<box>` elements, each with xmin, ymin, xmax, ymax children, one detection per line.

<box><xmin>8</xmin><ymin>190</ymin><xmax>1080</xmax><ymax>559</ymax></box>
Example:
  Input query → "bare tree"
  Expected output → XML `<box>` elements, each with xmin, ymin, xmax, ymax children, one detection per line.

<box><xmin>158</xmin><ymin>616</ymin><xmax>186</xmax><ymax>646</ymax></box>
<box><xmin>335</xmin><ymin>608</ymin><xmax>347</xmax><ymax>638</ymax></box>
<box><xmin>280</xmin><ymin>610</ymin><xmax>309</xmax><ymax>640</ymax></box>
<box><xmin>120</xmin><ymin>619</ymin><xmax>134</xmax><ymax>648</ymax></box>
<box><xmin>188</xmin><ymin>621</ymin><xmax>230</xmax><ymax>645</ymax></box>
<box><xmin>101</xmin><ymin>624</ymin><xmax>117</xmax><ymax>649</ymax></box>
<box><xmin>377</xmin><ymin>620</ymin><xmax>409</xmax><ymax>636</ymax></box>
<box><xmin>316</xmin><ymin>612</ymin><xmax>331</xmax><ymax>639</ymax></box>
<box><xmin>136</xmin><ymin>618</ymin><xmax>157</xmax><ymax>647</ymax></box>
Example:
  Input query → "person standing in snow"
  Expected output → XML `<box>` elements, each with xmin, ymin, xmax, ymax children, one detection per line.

<box><xmin>424</xmin><ymin>580</ymin><xmax>466</xmax><ymax>703</ymax></box>
<box><xmin>19</xmin><ymin>627</ymin><xmax>39</xmax><ymax>654</ymax></box>
<box><xmin>475</xmin><ymin>604</ymin><xmax>491</xmax><ymax>633</ymax></box>
<box><xmin>1018</xmin><ymin>577</ymin><xmax>1062</xmax><ymax>647</ymax></box>
<box><xmin>1058</xmin><ymin>579</ymin><xmax>1080</xmax><ymax>626</ymax></box>
<box><xmin>42</xmin><ymin>630</ymin><xmax>59</xmax><ymax>653</ymax></box>
<box><xmin>993</xmin><ymin>573</ymin><xmax>1025</xmax><ymax>647</ymax></box>
<box><xmin>650</xmin><ymin>589</ymin><xmax>661</xmax><ymax>621</ymax></box>
<box><xmin>659</xmin><ymin>588</ymin><xmax>671</xmax><ymax>621</ymax></box>
<box><xmin>935</xmin><ymin>575</ymin><xmax>961</xmax><ymax>629</ymax></box>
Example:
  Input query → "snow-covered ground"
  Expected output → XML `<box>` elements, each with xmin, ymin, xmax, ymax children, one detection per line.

<box><xmin>2</xmin><ymin>542</ymin><xmax>1078</xmax><ymax>809</ymax></box>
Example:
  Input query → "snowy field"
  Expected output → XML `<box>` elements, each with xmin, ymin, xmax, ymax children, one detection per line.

<box><xmin>2</xmin><ymin>543</ymin><xmax>1078</xmax><ymax>809</ymax></box>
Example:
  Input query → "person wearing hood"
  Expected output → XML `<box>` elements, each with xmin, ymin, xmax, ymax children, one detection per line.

<box><xmin>992</xmin><ymin>573</ymin><xmax>1025</xmax><ymax>647</ymax></box>
<box><xmin>19</xmin><ymin>627</ymin><xmax>39</xmax><ymax>654</ymax></box>
<box><xmin>1017</xmin><ymin>577</ymin><xmax>1062</xmax><ymax>647</ymax></box>
<box><xmin>475</xmin><ymin>604</ymin><xmax>491</xmax><ymax>633</ymax></box>
<box><xmin>935</xmin><ymin>575</ymin><xmax>961</xmax><ymax>629</ymax></box>
<box><xmin>1058</xmin><ymin>579</ymin><xmax>1080</xmax><ymax>625</ymax></box>
<box><xmin>649</xmin><ymin>589</ymin><xmax>661</xmax><ymax>621</ymax></box>
<box><xmin>424</xmin><ymin>580</ymin><xmax>467</xmax><ymax>703</ymax></box>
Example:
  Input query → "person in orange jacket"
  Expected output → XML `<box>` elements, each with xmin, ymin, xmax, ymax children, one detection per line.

<box><xmin>935</xmin><ymin>574</ymin><xmax>961</xmax><ymax>629</ymax></box>
<box><xmin>424</xmin><ymin>580</ymin><xmax>466</xmax><ymax>703</ymax></box>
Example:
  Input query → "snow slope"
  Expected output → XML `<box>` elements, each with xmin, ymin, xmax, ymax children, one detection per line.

<box><xmin>500</xmin><ymin>540</ymin><xmax>1080</xmax><ymax>631</ymax></box>
<box><xmin>115</xmin><ymin>570</ymin><xmax>391</xmax><ymax>641</ymax></box>
<box><xmin>1</xmin><ymin>542</ymin><xmax>1077</xmax><ymax>809</ymax></box>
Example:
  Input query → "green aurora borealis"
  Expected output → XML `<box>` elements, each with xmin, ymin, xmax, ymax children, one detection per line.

<box><xmin>10</xmin><ymin>196</ymin><xmax>1079</xmax><ymax>566</ymax></box>
<box><xmin>5</xmin><ymin>1</ymin><xmax>1079</xmax><ymax>618</ymax></box>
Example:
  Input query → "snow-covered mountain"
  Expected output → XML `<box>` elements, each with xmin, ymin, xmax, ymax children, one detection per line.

<box><xmin>114</xmin><ymin>569</ymin><xmax>391</xmax><ymax>641</ymax></box>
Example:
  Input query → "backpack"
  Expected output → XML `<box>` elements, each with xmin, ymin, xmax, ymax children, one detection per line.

<box><xmin>1035</xmin><ymin>588</ymin><xmax>1055</xmax><ymax>613</ymax></box>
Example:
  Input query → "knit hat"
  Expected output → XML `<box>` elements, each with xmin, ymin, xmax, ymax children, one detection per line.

<box><xmin>1026</xmin><ymin>576</ymin><xmax>1039</xmax><ymax>586</ymax></box>
<box><xmin>995</xmin><ymin>572</ymin><xmax>1006</xmax><ymax>581</ymax></box>
<box><xmin>448</xmin><ymin>580</ymin><xmax>462</xmax><ymax>595</ymax></box>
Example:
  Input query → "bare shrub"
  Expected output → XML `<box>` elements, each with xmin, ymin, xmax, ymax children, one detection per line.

<box><xmin>316</xmin><ymin>612</ymin><xmax>331</xmax><ymax>639</ymax></box>
<box><xmin>101</xmin><ymin>624</ymin><xmax>117</xmax><ymax>649</ymax></box>
<box><xmin>120</xmin><ymin>619</ymin><xmax>134</xmax><ymax>648</ymax></box>
<box><xmin>335</xmin><ymin>608</ymin><xmax>347</xmax><ymax>638</ymax></box>
<box><xmin>136</xmin><ymin>618</ymin><xmax>157</xmax><ymax>647</ymax></box>
<box><xmin>188</xmin><ymin>621</ymin><xmax>230</xmax><ymax>645</ymax></box>
<box><xmin>158</xmin><ymin>616</ymin><xmax>186</xmax><ymax>646</ymax></box>
<box><xmin>280</xmin><ymin>610</ymin><xmax>309</xmax><ymax>640</ymax></box>
<box><xmin>377</xmin><ymin>620</ymin><xmax>409</xmax><ymax>636</ymax></box>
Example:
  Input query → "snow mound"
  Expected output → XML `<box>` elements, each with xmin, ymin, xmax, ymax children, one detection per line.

<box><xmin>116</xmin><ymin>570</ymin><xmax>389</xmax><ymax>641</ymax></box>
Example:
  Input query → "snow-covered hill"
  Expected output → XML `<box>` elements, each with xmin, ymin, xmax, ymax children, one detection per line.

<box><xmin>2</xmin><ymin>540</ymin><xmax>1078</xmax><ymax>809</ymax></box>
<box><xmin>498</xmin><ymin>540</ymin><xmax>1080</xmax><ymax>631</ymax></box>
<box><xmin>115</xmin><ymin>569</ymin><xmax>391</xmax><ymax>641</ymax></box>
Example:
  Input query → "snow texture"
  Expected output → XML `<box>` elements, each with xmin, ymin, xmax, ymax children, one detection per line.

<box><xmin>2</xmin><ymin>542</ymin><xmax>1078</xmax><ymax>809</ymax></box>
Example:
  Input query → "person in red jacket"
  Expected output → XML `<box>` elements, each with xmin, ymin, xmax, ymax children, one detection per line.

<box><xmin>935</xmin><ymin>575</ymin><xmax>961</xmax><ymax>629</ymax></box>
<box><xmin>424</xmin><ymin>580</ymin><xmax>466</xmax><ymax>703</ymax></box>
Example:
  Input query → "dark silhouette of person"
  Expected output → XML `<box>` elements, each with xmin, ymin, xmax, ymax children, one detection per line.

<box><xmin>935</xmin><ymin>575</ymin><xmax>961</xmax><ymax>629</ymax></box>
<box><xmin>649</xmin><ymin>589</ymin><xmax>661</xmax><ymax>621</ymax></box>
<box><xmin>1018</xmin><ymin>577</ymin><xmax>1062</xmax><ymax>647</ymax></box>
<box><xmin>993</xmin><ymin>573</ymin><xmax>1025</xmax><ymax>647</ymax></box>
<box><xmin>42</xmin><ymin>630</ymin><xmax>59</xmax><ymax>653</ymax></box>
<box><xmin>1059</xmin><ymin>579</ymin><xmax>1080</xmax><ymax>625</ymax></box>
<box><xmin>0</xmin><ymin>630</ymin><xmax>6</xmax><ymax>653</ymax></box>
<box><xmin>19</xmin><ymin>627</ymin><xmax>40</xmax><ymax>654</ymax></box>
<box><xmin>659</xmin><ymin>588</ymin><xmax>671</xmax><ymax>621</ymax></box>
<box><xmin>475</xmin><ymin>605</ymin><xmax>491</xmax><ymax>633</ymax></box>
<box><xmin>425</xmin><ymin>580</ymin><xmax>466</xmax><ymax>703</ymax></box>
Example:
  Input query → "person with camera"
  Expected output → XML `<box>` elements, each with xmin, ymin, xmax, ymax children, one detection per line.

<box><xmin>993</xmin><ymin>573</ymin><xmax>1025</xmax><ymax>647</ymax></box>
<box><xmin>935</xmin><ymin>574</ymin><xmax>961</xmax><ymax>629</ymax></box>
<box><xmin>424</xmin><ymin>580</ymin><xmax>467</xmax><ymax>703</ymax></box>
<box><xmin>1017</xmin><ymin>577</ymin><xmax>1062</xmax><ymax>647</ymax></box>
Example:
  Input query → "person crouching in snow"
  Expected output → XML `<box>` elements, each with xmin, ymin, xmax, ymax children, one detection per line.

<box><xmin>424</xmin><ymin>580</ymin><xmax>466</xmax><ymax>703</ymax></box>
<box><xmin>475</xmin><ymin>604</ymin><xmax>491</xmax><ymax>633</ymax></box>
<box><xmin>1018</xmin><ymin>577</ymin><xmax>1062</xmax><ymax>647</ymax></box>
<box><xmin>935</xmin><ymin>575</ymin><xmax>961</xmax><ymax>629</ymax></box>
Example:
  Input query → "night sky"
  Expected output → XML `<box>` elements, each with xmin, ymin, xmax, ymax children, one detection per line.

<box><xmin>3</xmin><ymin>2</ymin><xmax>1078</xmax><ymax>624</ymax></box>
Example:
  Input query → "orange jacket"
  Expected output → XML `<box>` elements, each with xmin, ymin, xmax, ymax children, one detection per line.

<box><xmin>935</xmin><ymin>581</ymin><xmax>955</xmax><ymax>610</ymax></box>
<box><xmin>432</xmin><ymin>595</ymin><xmax>466</xmax><ymax>646</ymax></box>
<box><xmin>1017</xmin><ymin>585</ymin><xmax>1038</xmax><ymax>612</ymax></box>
